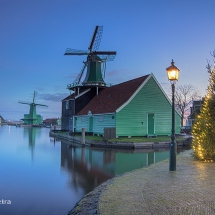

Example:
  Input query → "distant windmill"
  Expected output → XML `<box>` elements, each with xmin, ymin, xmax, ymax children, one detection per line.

<box><xmin>65</xmin><ymin>26</ymin><xmax>117</xmax><ymax>90</ymax></box>
<box><xmin>18</xmin><ymin>91</ymin><xmax>48</xmax><ymax>125</ymax></box>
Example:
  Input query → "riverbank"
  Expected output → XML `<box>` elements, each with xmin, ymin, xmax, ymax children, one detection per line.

<box><xmin>68</xmin><ymin>149</ymin><xmax>215</xmax><ymax>215</ymax></box>
<box><xmin>49</xmin><ymin>131</ymin><xmax>191</xmax><ymax>149</ymax></box>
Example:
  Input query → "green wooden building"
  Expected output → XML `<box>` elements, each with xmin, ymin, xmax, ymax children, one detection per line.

<box><xmin>66</xmin><ymin>73</ymin><xmax>180</xmax><ymax>137</ymax></box>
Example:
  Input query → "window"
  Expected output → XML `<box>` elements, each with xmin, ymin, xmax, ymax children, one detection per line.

<box><xmin>98</xmin><ymin>116</ymin><xmax>104</xmax><ymax>122</ymax></box>
<box><xmin>66</xmin><ymin>101</ymin><xmax>69</xmax><ymax>109</ymax></box>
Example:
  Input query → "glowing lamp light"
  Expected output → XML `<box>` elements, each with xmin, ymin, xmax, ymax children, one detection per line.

<box><xmin>166</xmin><ymin>59</ymin><xmax>180</xmax><ymax>171</ymax></box>
<box><xmin>166</xmin><ymin>59</ymin><xmax>180</xmax><ymax>82</ymax></box>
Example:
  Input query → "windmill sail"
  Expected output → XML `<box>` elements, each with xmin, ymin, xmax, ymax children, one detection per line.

<box><xmin>18</xmin><ymin>91</ymin><xmax>48</xmax><ymax>125</ymax></box>
<box><xmin>65</xmin><ymin>25</ymin><xmax>117</xmax><ymax>89</ymax></box>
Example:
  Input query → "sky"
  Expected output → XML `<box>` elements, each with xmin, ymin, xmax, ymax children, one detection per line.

<box><xmin>1</xmin><ymin>0</ymin><xmax>215</xmax><ymax>121</ymax></box>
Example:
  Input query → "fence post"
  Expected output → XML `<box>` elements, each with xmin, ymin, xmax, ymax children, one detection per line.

<box><xmin>82</xmin><ymin>128</ymin><xmax>85</xmax><ymax>145</ymax></box>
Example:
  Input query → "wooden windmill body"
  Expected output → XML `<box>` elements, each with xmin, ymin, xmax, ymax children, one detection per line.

<box><xmin>65</xmin><ymin>26</ymin><xmax>117</xmax><ymax>91</ymax></box>
<box><xmin>19</xmin><ymin>91</ymin><xmax>48</xmax><ymax>125</ymax></box>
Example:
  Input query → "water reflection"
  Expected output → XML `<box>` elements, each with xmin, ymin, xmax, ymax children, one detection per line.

<box><xmin>0</xmin><ymin>126</ymin><xmax>189</xmax><ymax>215</ymax></box>
<box><xmin>61</xmin><ymin>143</ymin><xmax>112</xmax><ymax>194</ymax></box>
<box><xmin>23</xmin><ymin>127</ymin><xmax>42</xmax><ymax>160</ymax></box>
<box><xmin>60</xmin><ymin>141</ymin><xmax>183</xmax><ymax>194</ymax></box>
<box><xmin>23</xmin><ymin>127</ymin><xmax>37</xmax><ymax>145</ymax></box>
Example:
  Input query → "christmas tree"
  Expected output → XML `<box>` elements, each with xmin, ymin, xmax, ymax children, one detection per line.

<box><xmin>192</xmin><ymin>52</ymin><xmax>215</xmax><ymax>161</ymax></box>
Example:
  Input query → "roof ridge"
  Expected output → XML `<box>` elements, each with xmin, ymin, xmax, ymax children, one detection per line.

<box><xmin>113</xmin><ymin>74</ymin><xmax>150</xmax><ymax>87</ymax></box>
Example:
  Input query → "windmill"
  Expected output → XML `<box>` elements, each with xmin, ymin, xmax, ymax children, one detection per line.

<box><xmin>65</xmin><ymin>26</ymin><xmax>117</xmax><ymax>90</ymax></box>
<box><xmin>18</xmin><ymin>91</ymin><xmax>48</xmax><ymax>125</ymax></box>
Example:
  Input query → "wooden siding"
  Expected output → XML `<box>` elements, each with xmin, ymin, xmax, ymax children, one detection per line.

<box><xmin>61</xmin><ymin>88</ymin><xmax>98</xmax><ymax>131</ymax></box>
<box><xmin>116</xmin><ymin>77</ymin><xmax>181</xmax><ymax>136</ymax></box>
<box><xmin>75</xmin><ymin>113</ymin><xmax>116</xmax><ymax>134</ymax></box>
<box><xmin>75</xmin><ymin>116</ymin><xmax>89</xmax><ymax>132</ymax></box>
<box><xmin>61</xmin><ymin>99</ymin><xmax>75</xmax><ymax>131</ymax></box>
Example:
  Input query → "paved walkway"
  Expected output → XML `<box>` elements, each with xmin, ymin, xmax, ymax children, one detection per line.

<box><xmin>98</xmin><ymin>150</ymin><xmax>215</xmax><ymax>215</ymax></box>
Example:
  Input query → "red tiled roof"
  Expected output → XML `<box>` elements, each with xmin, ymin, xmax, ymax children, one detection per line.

<box><xmin>76</xmin><ymin>75</ymin><xmax>150</xmax><ymax>115</ymax></box>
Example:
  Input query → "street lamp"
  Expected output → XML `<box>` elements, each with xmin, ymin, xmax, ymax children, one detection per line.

<box><xmin>166</xmin><ymin>59</ymin><xmax>180</xmax><ymax>171</ymax></box>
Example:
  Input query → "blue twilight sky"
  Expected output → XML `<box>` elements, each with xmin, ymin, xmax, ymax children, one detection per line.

<box><xmin>0</xmin><ymin>0</ymin><xmax>215</xmax><ymax>121</ymax></box>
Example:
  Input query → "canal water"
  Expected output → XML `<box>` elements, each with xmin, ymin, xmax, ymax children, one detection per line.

<box><xmin>0</xmin><ymin>125</ymin><xmax>186</xmax><ymax>215</ymax></box>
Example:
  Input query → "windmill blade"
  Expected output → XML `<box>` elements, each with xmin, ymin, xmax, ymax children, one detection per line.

<box><xmin>76</xmin><ymin>63</ymin><xmax>87</xmax><ymax>84</ymax></box>
<box><xmin>91</xmin><ymin>51</ymin><xmax>117</xmax><ymax>61</ymax></box>
<box><xmin>99</xmin><ymin>54</ymin><xmax>116</xmax><ymax>61</ymax></box>
<box><xmin>34</xmin><ymin>104</ymin><xmax>48</xmax><ymax>107</ymax></box>
<box><xmin>91</xmin><ymin>51</ymin><xmax>117</xmax><ymax>55</ymax></box>
<box><xmin>88</xmin><ymin>26</ymin><xmax>103</xmax><ymax>52</ymax></box>
<box><xmin>18</xmin><ymin>101</ymin><xmax>31</xmax><ymax>105</ymax></box>
<box><xmin>33</xmin><ymin>91</ymin><xmax>36</xmax><ymax>103</ymax></box>
<box><xmin>64</xmin><ymin>48</ymin><xmax>89</xmax><ymax>56</ymax></box>
<box><xmin>70</xmin><ymin>63</ymin><xmax>87</xmax><ymax>87</ymax></box>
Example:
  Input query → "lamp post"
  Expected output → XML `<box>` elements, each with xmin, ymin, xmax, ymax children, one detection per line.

<box><xmin>166</xmin><ymin>59</ymin><xmax>180</xmax><ymax>171</ymax></box>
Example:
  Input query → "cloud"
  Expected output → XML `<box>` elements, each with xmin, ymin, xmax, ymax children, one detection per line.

<box><xmin>107</xmin><ymin>70</ymin><xmax>120</xmax><ymax>76</ymax></box>
<box><xmin>66</xmin><ymin>73</ymin><xmax>79</xmax><ymax>79</ymax></box>
<box><xmin>36</xmin><ymin>86</ymin><xmax>46</xmax><ymax>91</ymax></box>
<box><xmin>37</xmin><ymin>92</ymin><xmax>69</xmax><ymax>102</ymax></box>
<box><xmin>106</xmin><ymin>69</ymin><xmax>142</xmax><ymax>84</ymax></box>
<box><xmin>53</xmin><ymin>85</ymin><xmax>63</xmax><ymax>91</ymax></box>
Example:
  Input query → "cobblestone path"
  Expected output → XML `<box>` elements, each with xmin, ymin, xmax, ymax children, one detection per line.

<box><xmin>99</xmin><ymin>150</ymin><xmax>215</xmax><ymax>215</ymax></box>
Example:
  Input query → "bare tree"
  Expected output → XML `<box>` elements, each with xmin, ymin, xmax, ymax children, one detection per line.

<box><xmin>174</xmin><ymin>84</ymin><xmax>201</xmax><ymax>127</ymax></box>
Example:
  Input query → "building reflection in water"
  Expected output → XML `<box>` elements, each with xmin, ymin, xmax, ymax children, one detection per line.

<box><xmin>60</xmin><ymin>141</ymin><xmax>176</xmax><ymax>194</ymax></box>
<box><xmin>61</xmin><ymin>142</ymin><xmax>113</xmax><ymax>194</ymax></box>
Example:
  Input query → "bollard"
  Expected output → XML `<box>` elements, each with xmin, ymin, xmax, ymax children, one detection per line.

<box><xmin>82</xmin><ymin>128</ymin><xmax>85</xmax><ymax>145</ymax></box>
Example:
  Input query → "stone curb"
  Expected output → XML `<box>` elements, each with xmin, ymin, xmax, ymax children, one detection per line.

<box><xmin>49</xmin><ymin>131</ymin><xmax>191</xmax><ymax>149</ymax></box>
<box><xmin>67</xmin><ymin>179</ymin><xmax>113</xmax><ymax>215</ymax></box>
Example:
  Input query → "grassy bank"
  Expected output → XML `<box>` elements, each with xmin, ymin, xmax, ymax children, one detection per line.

<box><xmin>52</xmin><ymin>130</ymin><xmax>187</xmax><ymax>143</ymax></box>
<box><xmin>61</xmin><ymin>133</ymin><xmax>186</xmax><ymax>142</ymax></box>
<box><xmin>107</xmin><ymin>136</ymin><xmax>186</xmax><ymax>143</ymax></box>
